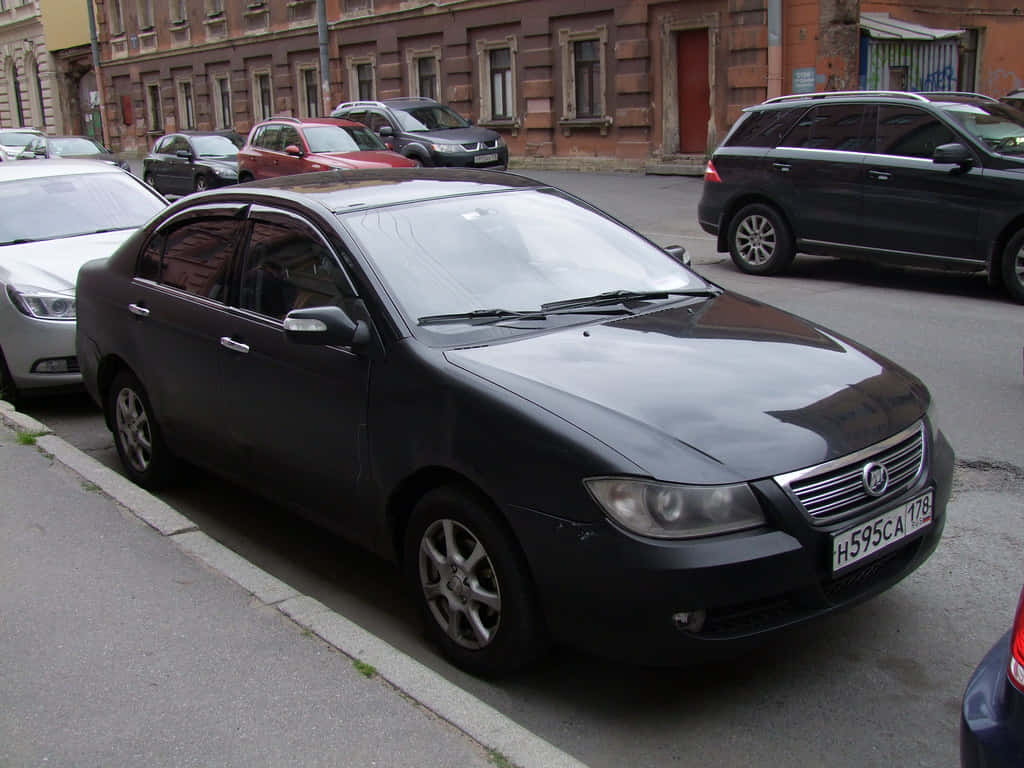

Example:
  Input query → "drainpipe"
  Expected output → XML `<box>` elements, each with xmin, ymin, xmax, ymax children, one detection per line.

<box><xmin>86</xmin><ymin>0</ymin><xmax>110</xmax><ymax>147</ymax></box>
<box><xmin>767</xmin><ymin>0</ymin><xmax>782</xmax><ymax>97</ymax></box>
<box><xmin>317</xmin><ymin>0</ymin><xmax>331</xmax><ymax>116</ymax></box>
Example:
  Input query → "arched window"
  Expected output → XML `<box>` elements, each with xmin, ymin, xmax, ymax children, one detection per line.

<box><xmin>28</xmin><ymin>56</ymin><xmax>45</xmax><ymax>129</ymax></box>
<box><xmin>8</xmin><ymin>61</ymin><xmax>25</xmax><ymax>127</ymax></box>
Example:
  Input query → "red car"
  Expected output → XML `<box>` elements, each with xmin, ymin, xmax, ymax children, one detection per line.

<box><xmin>238</xmin><ymin>116</ymin><xmax>415</xmax><ymax>181</ymax></box>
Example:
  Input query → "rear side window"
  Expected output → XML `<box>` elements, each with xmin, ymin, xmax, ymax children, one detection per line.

<box><xmin>780</xmin><ymin>103</ymin><xmax>873</xmax><ymax>151</ymax></box>
<box><xmin>726</xmin><ymin>108</ymin><xmax>805</xmax><ymax>148</ymax></box>
<box><xmin>156</xmin><ymin>219</ymin><xmax>242</xmax><ymax>301</ymax></box>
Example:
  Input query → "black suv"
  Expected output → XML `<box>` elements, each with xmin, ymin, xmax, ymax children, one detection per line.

<box><xmin>331</xmin><ymin>97</ymin><xmax>508</xmax><ymax>169</ymax></box>
<box><xmin>698</xmin><ymin>91</ymin><xmax>1024</xmax><ymax>302</ymax></box>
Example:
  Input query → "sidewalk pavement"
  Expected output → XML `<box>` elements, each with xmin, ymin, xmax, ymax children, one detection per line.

<box><xmin>0</xmin><ymin>402</ymin><xmax>588</xmax><ymax>768</ymax></box>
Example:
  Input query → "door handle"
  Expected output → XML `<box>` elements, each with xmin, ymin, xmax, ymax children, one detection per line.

<box><xmin>868</xmin><ymin>170</ymin><xmax>892</xmax><ymax>181</ymax></box>
<box><xmin>219</xmin><ymin>337</ymin><xmax>250</xmax><ymax>354</ymax></box>
<box><xmin>128</xmin><ymin>303</ymin><xmax>150</xmax><ymax>318</ymax></box>
<box><xmin>772</xmin><ymin>162</ymin><xmax>791</xmax><ymax>173</ymax></box>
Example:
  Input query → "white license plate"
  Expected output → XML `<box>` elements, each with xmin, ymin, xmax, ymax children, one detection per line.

<box><xmin>474</xmin><ymin>153</ymin><xmax>499</xmax><ymax>164</ymax></box>
<box><xmin>832</xmin><ymin>491</ymin><xmax>933</xmax><ymax>573</ymax></box>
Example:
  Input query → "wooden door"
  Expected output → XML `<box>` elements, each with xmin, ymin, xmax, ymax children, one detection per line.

<box><xmin>677</xmin><ymin>29</ymin><xmax>710</xmax><ymax>154</ymax></box>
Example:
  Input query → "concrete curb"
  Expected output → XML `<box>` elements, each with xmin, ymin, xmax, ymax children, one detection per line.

<box><xmin>0</xmin><ymin>403</ymin><xmax>589</xmax><ymax>768</ymax></box>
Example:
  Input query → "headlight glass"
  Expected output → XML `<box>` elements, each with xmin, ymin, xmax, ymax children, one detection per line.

<box><xmin>430</xmin><ymin>142</ymin><xmax>464</xmax><ymax>154</ymax></box>
<box><xmin>585</xmin><ymin>477</ymin><xmax>765</xmax><ymax>539</ymax></box>
<box><xmin>213</xmin><ymin>166</ymin><xmax>237</xmax><ymax>178</ymax></box>
<box><xmin>494</xmin><ymin>136</ymin><xmax>505</xmax><ymax>148</ymax></box>
<box><xmin>7</xmin><ymin>284</ymin><xmax>76</xmax><ymax>320</ymax></box>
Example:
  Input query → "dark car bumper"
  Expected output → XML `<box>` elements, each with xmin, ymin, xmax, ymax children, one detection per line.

<box><xmin>507</xmin><ymin>429</ymin><xmax>953</xmax><ymax>664</ymax></box>
<box><xmin>697</xmin><ymin>183</ymin><xmax>727</xmax><ymax>240</ymax></box>
<box><xmin>961</xmin><ymin>631</ymin><xmax>1024</xmax><ymax>768</ymax></box>
<box><xmin>428</xmin><ymin>147</ymin><xmax>508</xmax><ymax>170</ymax></box>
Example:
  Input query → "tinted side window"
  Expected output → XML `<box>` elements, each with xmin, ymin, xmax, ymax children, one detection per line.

<box><xmin>239</xmin><ymin>220</ymin><xmax>349</xmax><ymax>320</ymax></box>
<box><xmin>874</xmin><ymin>106</ymin><xmax>957</xmax><ymax>159</ymax></box>
<box><xmin>726</xmin><ymin>108</ymin><xmax>805</xmax><ymax>148</ymax></box>
<box><xmin>780</xmin><ymin>104</ymin><xmax>872</xmax><ymax>151</ymax></box>
<box><xmin>159</xmin><ymin>219</ymin><xmax>241</xmax><ymax>300</ymax></box>
<box><xmin>345</xmin><ymin>110</ymin><xmax>367</xmax><ymax>125</ymax></box>
<box><xmin>367</xmin><ymin>111</ymin><xmax>390</xmax><ymax>132</ymax></box>
<box><xmin>154</xmin><ymin>136</ymin><xmax>172</xmax><ymax>153</ymax></box>
<box><xmin>137</xmin><ymin>233</ymin><xmax>164</xmax><ymax>281</ymax></box>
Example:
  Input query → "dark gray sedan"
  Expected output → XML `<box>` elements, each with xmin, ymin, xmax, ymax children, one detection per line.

<box><xmin>143</xmin><ymin>132</ymin><xmax>239</xmax><ymax>196</ymax></box>
<box><xmin>75</xmin><ymin>169</ymin><xmax>953</xmax><ymax>677</ymax></box>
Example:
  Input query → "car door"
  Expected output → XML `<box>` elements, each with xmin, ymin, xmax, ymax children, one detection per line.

<box><xmin>161</xmin><ymin>135</ymin><xmax>195</xmax><ymax>196</ymax></box>
<box><xmin>219</xmin><ymin>205</ymin><xmax>375</xmax><ymax>535</ymax></box>
<box><xmin>147</xmin><ymin>135</ymin><xmax>175</xmax><ymax>191</ymax></box>
<box><xmin>276</xmin><ymin>125</ymin><xmax>308</xmax><ymax>176</ymax></box>
<box><xmin>859</xmin><ymin>104</ymin><xmax>984</xmax><ymax>264</ymax></box>
<box><xmin>247</xmin><ymin>125</ymin><xmax>282</xmax><ymax>180</ymax></box>
<box><xmin>125</xmin><ymin>206</ymin><xmax>247</xmax><ymax>471</ymax></box>
<box><xmin>768</xmin><ymin>102</ymin><xmax>871</xmax><ymax>250</ymax></box>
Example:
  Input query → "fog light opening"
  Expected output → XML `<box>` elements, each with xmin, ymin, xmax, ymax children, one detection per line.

<box><xmin>31</xmin><ymin>357</ymin><xmax>76</xmax><ymax>374</ymax></box>
<box><xmin>671</xmin><ymin>609</ymin><xmax>706</xmax><ymax>633</ymax></box>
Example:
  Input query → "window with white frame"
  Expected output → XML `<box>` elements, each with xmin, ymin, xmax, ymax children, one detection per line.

<box><xmin>146</xmin><ymin>82</ymin><xmax>163</xmax><ymax>132</ymax></box>
<box><xmin>298</xmin><ymin>66</ymin><xmax>319</xmax><ymax>118</ymax></box>
<box><xmin>9</xmin><ymin>61</ymin><xmax>25</xmax><ymax>126</ymax></box>
<box><xmin>138</xmin><ymin>0</ymin><xmax>155</xmax><ymax>29</ymax></box>
<box><xmin>170</xmin><ymin>0</ymin><xmax>187</xmax><ymax>22</ymax></box>
<box><xmin>476</xmin><ymin>37</ymin><xmax>517</xmax><ymax>123</ymax></box>
<box><xmin>356</xmin><ymin>62</ymin><xmax>374</xmax><ymax>100</ymax></box>
<box><xmin>346</xmin><ymin>55</ymin><xmax>375</xmax><ymax>102</ymax></box>
<box><xmin>177</xmin><ymin>80</ymin><xmax>195</xmax><ymax>129</ymax></box>
<box><xmin>109</xmin><ymin>0</ymin><xmax>125</xmax><ymax>35</ymax></box>
<box><xmin>252</xmin><ymin>70</ymin><xmax>273</xmax><ymax>120</ymax></box>
<box><xmin>406</xmin><ymin>48</ymin><xmax>441</xmax><ymax>101</ymax></box>
<box><xmin>559</xmin><ymin>26</ymin><xmax>608</xmax><ymax>122</ymax></box>
<box><xmin>213</xmin><ymin>75</ymin><xmax>231</xmax><ymax>129</ymax></box>
<box><xmin>206</xmin><ymin>0</ymin><xmax>224</xmax><ymax>14</ymax></box>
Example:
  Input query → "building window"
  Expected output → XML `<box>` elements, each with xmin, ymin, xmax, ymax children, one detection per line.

<box><xmin>109</xmin><ymin>0</ymin><xmax>125</xmax><ymax>35</ymax></box>
<box><xmin>28</xmin><ymin>56</ymin><xmax>45</xmax><ymax>129</ymax></box>
<box><xmin>490</xmin><ymin>49</ymin><xmax>512</xmax><ymax>119</ymax></box>
<box><xmin>177</xmin><ymin>80</ymin><xmax>195</xmax><ymax>129</ymax></box>
<box><xmin>559</xmin><ymin>26</ymin><xmax>608</xmax><ymax>123</ymax></box>
<box><xmin>206</xmin><ymin>0</ymin><xmax>223</xmax><ymax>14</ymax></box>
<box><xmin>170</xmin><ymin>0</ymin><xmax>187</xmax><ymax>22</ymax></box>
<box><xmin>356</xmin><ymin>62</ymin><xmax>374</xmax><ymax>100</ymax></box>
<box><xmin>213</xmin><ymin>75</ymin><xmax>231</xmax><ymax>129</ymax></box>
<box><xmin>477</xmin><ymin>38</ymin><xmax>517</xmax><ymax>124</ymax></box>
<box><xmin>299</xmin><ymin>67</ymin><xmax>319</xmax><ymax>118</ymax></box>
<box><xmin>146</xmin><ymin>82</ymin><xmax>163</xmax><ymax>132</ymax></box>
<box><xmin>343</xmin><ymin>0</ymin><xmax>370</xmax><ymax>12</ymax></box>
<box><xmin>253</xmin><ymin>71</ymin><xmax>273</xmax><ymax>120</ymax></box>
<box><xmin>137</xmin><ymin>0</ymin><xmax>155</xmax><ymax>30</ymax></box>
<box><xmin>406</xmin><ymin>47</ymin><xmax>441</xmax><ymax>101</ymax></box>
<box><xmin>9</xmin><ymin>62</ymin><xmax>24</xmax><ymax>126</ymax></box>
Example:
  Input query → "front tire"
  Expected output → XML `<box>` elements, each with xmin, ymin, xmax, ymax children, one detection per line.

<box><xmin>403</xmin><ymin>485</ymin><xmax>545</xmax><ymax>676</ymax></box>
<box><xmin>728</xmin><ymin>203</ymin><xmax>795</xmax><ymax>275</ymax></box>
<box><xmin>1001</xmin><ymin>228</ymin><xmax>1024</xmax><ymax>304</ymax></box>
<box><xmin>108</xmin><ymin>370</ymin><xmax>176</xmax><ymax>489</ymax></box>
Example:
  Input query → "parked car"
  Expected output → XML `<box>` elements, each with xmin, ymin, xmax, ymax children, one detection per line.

<box><xmin>76</xmin><ymin>168</ymin><xmax>952</xmax><ymax>676</ymax></box>
<box><xmin>332</xmin><ymin>98</ymin><xmax>508</xmax><ymax>170</ymax></box>
<box><xmin>237</xmin><ymin>116</ymin><xmax>415</xmax><ymax>182</ymax></box>
<box><xmin>999</xmin><ymin>88</ymin><xmax>1024</xmax><ymax>112</ymax></box>
<box><xmin>0</xmin><ymin>128</ymin><xmax>43</xmax><ymax>161</ymax></box>
<box><xmin>961</xmin><ymin>582</ymin><xmax>1024</xmax><ymax>767</ymax></box>
<box><xmin>143</xmin><ymin>132</ymin><xmax>241</xmax><ymax>196</ymax></box>
<box><xmin>0</xmin><ymin>160</ymin><xmax>166</xmax><ymax>402</ymax></box>
<box><xmin>698</xmin><ymin>91</ymin><xmax>1024</xmax><ymax>303</ymax></box>
<box><xmin>18</xmin><ymin>135</ymin><xmax>130</xmax><ymax>170</ymax></box>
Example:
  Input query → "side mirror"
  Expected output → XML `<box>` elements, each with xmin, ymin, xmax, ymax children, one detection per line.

<box><xmin>378</xmin><ymin>126</ymin><xmax>394</xmax><ymax>138</ymax></box>
<box><xmin>175</xmin><ymin>149</ymin><xmax>193</xmax><ymax>160</ymax></box>
<box><xmin>284</xmin><ymin>144</ymin><xmax>304</xmax><ymax>157</ymax></box>
<box><xmin>933</xmin><ymin>142</ymin><xmax>973</xmax><ymax>168</ymax></box>
<box><xmin>283</xmin><ymin>305</ymin><xmax>370</xmax><ymax>349</ymax></box>
<box><xmin>664</xmin><ymin>244</ymin><xmax>691</xmax><ymax>268</ymax></box>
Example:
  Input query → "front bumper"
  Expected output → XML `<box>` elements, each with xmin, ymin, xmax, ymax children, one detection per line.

<box><xmin>506</xmin><ymin>428</ymin><xmax>954</xmax><ymax>664</ymax></box>
<box><xmin>0</xmin><ymin>302</ymin><xmax>81</xmax><ymax>394</ymax></box>
<box><xmin>429</xmin><ymin>147</ymin><xmax>509</xmax><ymax>170</ymax></box>
<box><xmin>961</xmin><ymin>632</ymin><xmax>1024</xmax><ymax>768</ymax></box>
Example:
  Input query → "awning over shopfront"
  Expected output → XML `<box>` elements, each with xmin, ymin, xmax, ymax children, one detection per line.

<box><xmin>860</xmin><ymin>12</ymin><xmax>963</xmax><ymax>41</ymax></box>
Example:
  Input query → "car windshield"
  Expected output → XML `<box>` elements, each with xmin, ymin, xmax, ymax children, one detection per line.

<box><xmin>0</xmin><ymin>172</ymin><xmax>164</xmax><ymax>245</ymax></box>
<box><xmin>303</xmin><ymin>125</ymin><xmax>361</xmax><ymax>153</ymax></box>
<box><xmin>940</xmin><ymin>103</ymin><xmax>1024</xmax><ymax>155</ymax></box>
<box><xmin>393</xmin><ymin>105</ymin><xmax>470</xmax><ymax>132</ymax></box>
<box><xmin>343</xmin><ymin>125</ymin><xmax>386</xmax><ymax>151</ymax></box>
<box><xmin>191</xmin><ymin>134</ymin><xmax>239</xmax><ymax>157</ymax></box>
<box><xmin>0</xmin><ymin>131</ymin><xmax>39</xmax><ymax>148</ymax></box>
<box><xmin>49</xmin><ymin>137</ymin><xmax>106</xmax><ymax>155</ymax></box>
<box><xmin>341</xmin><ymin>189</ymin><xmax>705</xmax><ymax>343</ymax></box>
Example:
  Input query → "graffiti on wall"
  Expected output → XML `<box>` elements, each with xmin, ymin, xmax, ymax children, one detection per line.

<box><xmin>863</xmin><ymin>39</ymin><xmax>959</xmax><ymax>92</ymax></box>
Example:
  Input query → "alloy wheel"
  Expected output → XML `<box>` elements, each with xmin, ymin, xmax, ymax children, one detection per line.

<box><xmin>115</xmin><ymin>386</ymin><xmax>153</xmax><ymax>474</ymax></box>
<box><xmin>418</xmin><ymin>518</ymin><xmax>501</xmax><ymax>650</ymax></box>
<box><xmin>735</xmin><ymin>214</ymin><xmax>777</xmax><ymax>267</ymax></box>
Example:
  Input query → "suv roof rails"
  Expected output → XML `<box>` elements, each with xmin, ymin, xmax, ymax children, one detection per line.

<box><xmin>262</xmin><ymin>115</ymin><xmax>302</xmax><ymax>123</ymax></box>
<box><xmin>918</xmin><ymin>91</ymin><xmax>999</xmax><ymax>102</ymax></box>
<box><xmin>334</xmin><ymin>100</ymin><xmax>388</xmax><ymax>111</ymax></box>
<box><xmin>763</xmin><ymin>90</ymin><xmax>930</xmax><ymax>105</ymax></box>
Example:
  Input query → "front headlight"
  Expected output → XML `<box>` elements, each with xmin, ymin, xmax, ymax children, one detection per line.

<box><xmin>494</xmin><ymin>136</ymin><xmax>505</xmax><ymax>148</ymax></box>
<box><xmin>430</xmin><ymin>142</ymin><xmax>464</xmax><ymax>154</ymax></box>
<box><xmin>213</xmin><ymin>166</ymin><xmax>237</xmax><ymax>178</ymax></box>
<box><xmin>585</xmin><ymin>477</ymin><xmax>765</xmax><ymax>539</ymax></box>
<box><xmin>6</xmin><ymin>284</ymin><xmax>76</xmax><ymax>320</ymax></box>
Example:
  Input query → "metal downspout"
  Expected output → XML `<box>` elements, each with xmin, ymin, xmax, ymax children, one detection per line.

<box><xmin>317</xmin><ymin>0</ymin><xmax>331</xmax><ymax>116</ymax></box>
<box><xmin>86</xmin><ymin>0</ymin><xmax>110</xmax><ymax>147</ymax></box>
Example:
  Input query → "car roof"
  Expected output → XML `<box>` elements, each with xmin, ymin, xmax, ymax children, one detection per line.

<box><xmin>254</xmin><ymin>116</ymin><xmax>362</xmax><ymax>129</ymax></box>
<box><xmin>0</xmin><ymin>158</ymin><xmax>126</xmax><ymax>181</ymax></box>
<box><xmin>201</xmin><ymin>168</ymin><xmax>544</xmax><ymax>213</ymax></box>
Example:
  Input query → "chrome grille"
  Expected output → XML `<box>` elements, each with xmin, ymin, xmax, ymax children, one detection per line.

<box><xmin>774</xmin><ymin>421</ymin><xmax>926</xmax><ymax>526</ymax></box>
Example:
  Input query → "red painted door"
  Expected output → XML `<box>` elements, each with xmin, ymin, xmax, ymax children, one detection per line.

<box><xmin>677</xmin><ymin>29</ymin><xmax>710</xmax><ymax>154</ymax></box>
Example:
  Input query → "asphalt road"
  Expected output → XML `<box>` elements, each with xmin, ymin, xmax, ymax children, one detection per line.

<box><xmin>21</xmin><ymin>169</ymin><xmax>1024</xmax><ymax>768</ymax></box>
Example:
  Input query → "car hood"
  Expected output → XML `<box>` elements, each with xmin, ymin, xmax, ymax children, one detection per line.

<box><xmin>445</xmin><ymin>293</ymin><xmax>928</xmax><ymax>484</ymax></box>
<box><xmin>198</xmin><ymin>157</ymin><xmax>239</xmax><ymax>171</ymax></box>
<box><xmin>313</xmin><ymin>151</ymin><xmax>417</xmax><ymax>169</ymax></box>
<box><xmin>0</xmin><ymin>229</ymin><xmax>137</xmax><ymax>292</ymax></box>
<box><xmin>408</xmin><ymin>127</ymin><xmax>501</xmax><ymax>144</ymax></box>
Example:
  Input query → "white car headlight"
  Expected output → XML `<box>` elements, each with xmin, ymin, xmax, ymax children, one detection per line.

<box><xmin>213</xmin><ymin>166</ymin><xmax>237</xmax><ymax>178</ymax></box>
<box><xmin>585</xmin><ymin>477</ymin><xmax>765</xmax><ymax>539</ymax></box>
<box><xmin>6</xmin><ymin>284</ymin><xmax>76</xmax><ymax>320</ymax></box>
<box><xmin>430</xmin><ymin>142</ymin><xmax>464</xmax><ymax>154</ymax></box>
<box><xmin>494</xmin><ymin>136</ymin><xmax>505</xmax><ymax>148</ymax></box>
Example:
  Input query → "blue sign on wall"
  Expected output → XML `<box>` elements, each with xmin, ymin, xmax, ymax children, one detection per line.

<box><xmin>792</xmin><ymin>67</ymin><xmax>816</xmax><ymax>94</ymax></box>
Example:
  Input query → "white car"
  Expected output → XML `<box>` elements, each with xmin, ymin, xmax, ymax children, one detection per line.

<box><xmin>0</xmin><ymin>160</ymin><xmax>166</xmax><ymax>402</ymax></box>
<box><xmin>0</xmin><ymin>128</ymin><xmax>44</xmax><ymax>162</ymax></box>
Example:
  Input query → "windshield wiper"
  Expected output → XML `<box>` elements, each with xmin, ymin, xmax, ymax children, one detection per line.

<box><xmin>540</xmin><ymin>288</ymin><xmax>720</xmax><ymax>312</ymax></box>
<box><xmin>0</xmin><ymin>237</ymin><xmax>39</xmax><ymax>246</ymax></box>
<box><xmin>418</xmin><ymin>308</ymin><xmax>549</xmax><ymax>326</ymax></box>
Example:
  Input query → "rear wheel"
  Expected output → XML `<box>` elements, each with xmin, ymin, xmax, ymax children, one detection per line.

<box><xmin>1001</xmin><ymin>228</ymin><xmax>1024</xmax><ymax>304</ymax></box>
<box><xmin>728</xmin><ymin>203</ymin><xmax>795</xmax><ymax>275</ymax></box>
<box><xmin>403</xmin><ymin>485</ymin><xmax>545</xmax><ymax>676</ymax></box>
<box><xmin>108</xmin><ymin>370</ymin><xmax>176</xmax><ymax>489</ymax></box>
<box><xmin>238</xmin><ymin>172</ymin><xmax>254</xmax><ymax>183</ymax></box>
